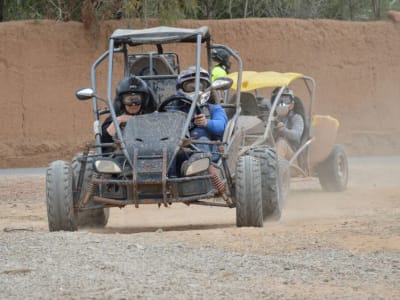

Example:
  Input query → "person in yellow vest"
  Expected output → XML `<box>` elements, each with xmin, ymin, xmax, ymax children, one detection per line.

<box><xmin>211</xmin><ymin>48</ymin><xmax>231</xmax><ymax>82</ymax></box>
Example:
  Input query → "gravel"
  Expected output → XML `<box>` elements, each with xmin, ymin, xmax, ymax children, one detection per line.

<box><xmin>1</xmin><ymin>158</ymin><xmax>400</xmax><ymax>299</ymax></box>
<box><xmin>1</xmin><ymin>231</ymin><xmax>399</xmax><ymax>300</ymax></box>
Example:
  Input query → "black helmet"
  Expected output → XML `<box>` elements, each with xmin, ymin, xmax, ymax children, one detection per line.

<box><xmin>211</xmin><ymin>48</ymin><xmax>231</xmax><ymax>71</ymax></box>
<box><xmin>116</xmin><ymin>76</ymin><xmax>149</xmax><ymax>96</ymax></box>
<box><xmin>114</xmin><ymin>76</ymin><xmax>156</xmax><ymax>114</ymax></box>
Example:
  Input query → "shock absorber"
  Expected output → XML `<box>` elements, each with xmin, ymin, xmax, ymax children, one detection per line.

<box><xmin>81</xmin><ymin>174</ymin><xmax>99</xmax><ymax>207</ymax></box>
<box><xmin>208</xmin><ymin>165</ymin><xmax>225</xmax><ymax>195</ymax></box>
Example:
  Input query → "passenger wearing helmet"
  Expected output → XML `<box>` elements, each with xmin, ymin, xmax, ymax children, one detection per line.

<box><xmin>176</xmin><ymin>66</ymin><xmax>227</xmax><ymax>160</ymax></box>
<box><xmin>211</xmin><ymin>48</ymin><xmax>231</xmax><ymax>82</ymax></box>
<box><xmin>272</xmin><ymin>87</ymin><xmax>304</xmax><ymax>161</ymax></box>
<box><xmin>101</xmin><ymin>76</ymin><xmax>156</xmax><ymax>144</ymax></box>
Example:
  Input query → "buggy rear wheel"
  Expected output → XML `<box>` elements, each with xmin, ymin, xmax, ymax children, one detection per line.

<box><xmin>316</xmin><ymin>144</ymin><xmax>348</xmax><ymax>192</ymax></box>
<box><xmin>235</xmin><ymin>156</ymin><xmax>263</xmax><ymax>227</ymax></box>
<box><xmin>72</xmin><ymin>153</ymin><xmax>109</xmax><ymax>228</ymax></box>
<box><xmin>46</xmin><ymin>160</ymin><xmax>77</xmax><ymax>232</ymax></box>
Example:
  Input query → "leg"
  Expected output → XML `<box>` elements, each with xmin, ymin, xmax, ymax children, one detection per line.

<box><xmin>276</xmin><ymin>138</ymin><xmax>294</xmax><ymax>161</ymax></box>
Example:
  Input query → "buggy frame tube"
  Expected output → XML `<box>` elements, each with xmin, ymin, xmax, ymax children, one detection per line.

<box><xmin>90</xmin><ymin>50</ymin><xmax>110</xmax><ymax>153</ymax></box>
<box><xmin>239</xmin><ymin>76</ymin><xmax>316</xmax><ymax>156</ymax></box>
<box><xmin>122</xmin><ymin>44</ymin><xmax>129</xmax><ymax>77</ymax></box>
<box><xmin>208</xmin><ymin>44</ymin><xmax>243</xmax><ymax>154</ymax></box>
<box><xmin>172</xmin><ymin>33</ymin><xmax>205</xmax><ymax>171</ymax></box>
<box><xmin>212</xmin><ymin>44</ymin><xmax>243</xmax><ymax>109</ymax></box>
<box><xmin>107</xmin><ymin>38</ymin><xmax>133</xmax><ymax>167</ymax></box>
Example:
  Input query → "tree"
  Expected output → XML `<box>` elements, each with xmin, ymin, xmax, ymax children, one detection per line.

<box><xmin>1</xmin><ymin>0</ymin><xmax>399</xmax><ymax>22</ymax></box>
<box><xmin>0</xmin><ymin>0</ymin><xmax>3</xmax><ymax>21</ymax></box>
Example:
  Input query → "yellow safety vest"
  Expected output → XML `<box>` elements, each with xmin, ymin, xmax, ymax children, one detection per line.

<box><xmin>212</xmin><ymin>65</ymin><xmax>227</xmax><ymax>82</ymax></box>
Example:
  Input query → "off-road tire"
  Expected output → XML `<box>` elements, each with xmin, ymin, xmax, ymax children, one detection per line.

<box><xmin>247</xmin><ymin>146</ymin><xmax>282</xmax><ymax>221</ymax></box>
<box><xmin>46</xmin><ymin>160</ymin><xmax>77</xmax><ymax>232</ymax></box>
<box><xmin>235</xmin><ymin>156</ymin><xmax>263</xmax><ymax>227</ymax></box>
<box><xmin>316</xmin><ymin>144</ymin><xmax>348</xmax><ymax>192</ymax></box>
<box><xmin>72</xmin><ymin>153</ymin><xmax>109</xmax><ymax>228</ymax></box>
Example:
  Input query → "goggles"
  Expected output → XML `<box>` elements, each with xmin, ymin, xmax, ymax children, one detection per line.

<box><xmin>279</xmin><ymin>94</ymin><xmax>293</xmax><ymax>105</ymax></box>
<box><xmin>182</xmin><ymin>80</ymin><xmax>207</xmax><ymax>93</ymax></box>
<box><xmin>122</xmin><ymin>94</ymin><xmax>143</xmax><ymax>106</ymax></box>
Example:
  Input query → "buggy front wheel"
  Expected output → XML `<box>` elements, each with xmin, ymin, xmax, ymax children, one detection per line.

<box><xmin>46</xmin><ymin>160</ymin><xmax>77</xmax><ymax>232</ymax></box>
<box><xmin>72</xmin><ymin>153</ymin><xmax>109</xmax><ymax>228</ymax></box>
<box><xmin>235</xmin><ymin>156</ymin><xmax>263</xmax><ymax>227</ymax></box>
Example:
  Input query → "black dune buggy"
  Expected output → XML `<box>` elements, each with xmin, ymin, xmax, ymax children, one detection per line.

<box><xmin>45</xmin><ymin>26</ymin><xmax>283</xmax><ymax>231</ymax></box>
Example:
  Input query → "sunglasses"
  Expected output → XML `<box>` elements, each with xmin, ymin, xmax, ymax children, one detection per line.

<box><xmin>182</xmin><ymin>80</ymin><xmax>207</xmax><ymax>93</ymax></box>
<box><xmin>122</xmin><ymin>94</ymin><xmax>142</xmax><ymax>106</ymax></box>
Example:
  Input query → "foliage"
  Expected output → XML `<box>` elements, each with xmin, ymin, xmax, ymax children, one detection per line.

<box><xmin>1</xmin><ymin>0</ymin><xmax>400</xmax><ymax>23</ymax></box>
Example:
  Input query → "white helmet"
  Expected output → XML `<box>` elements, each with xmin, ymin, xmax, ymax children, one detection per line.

<box><xmin>275</xmin><ymin>87</ymin><xmax>294</xmax><ymax>117</ymax></box>
<box><xmin>177</xmin><ymin>66</ymin><xmax>211</xmax><ymax>104</ymax></box>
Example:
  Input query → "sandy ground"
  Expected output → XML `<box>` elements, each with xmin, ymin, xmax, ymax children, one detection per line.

<box><xmin>0</xmin><ymin>156</ymin><xmax>399</xmax><ymax>299</ymax></box>
<box><xmin>1</xmin><ymin>156</ymin><xmax>399</xmax><ymax>248</ymax></box>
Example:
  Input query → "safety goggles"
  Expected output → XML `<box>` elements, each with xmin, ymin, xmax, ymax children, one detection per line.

<box><xmin>182</xmin><ymin>80</ymin><xmax>207</xmax><ymax>93</ymax></box>
<box><xmin>122</xmin><ymin>94</ymin><xmax>142</xmax><ymax>106</ymax></box>
<box><xmin>279</xmin><ymin>94</ymin><xmax>293</xmax><ymax>105</ymax></box>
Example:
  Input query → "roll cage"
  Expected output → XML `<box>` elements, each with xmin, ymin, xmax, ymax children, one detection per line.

<box><xmin>228</xmin><ymin>71</ymin><xmax>316</xmax><ymax>174</ymax></box>
<box><xmin>86</xmin><ymin>26</ymin><xmax>242</xmax><ymax>169</ymax></box>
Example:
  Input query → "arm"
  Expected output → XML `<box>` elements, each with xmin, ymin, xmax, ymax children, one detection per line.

<box><xmin>101</xmin><ymin>114</ymin><xmax>132</xmax><ymax>143</ymax></box>
<box><xmin>205</xmin><ymin>104</ymin><xmax>227</xmax><ymax>136</ymax></box>
<box><xmin>282</xmin><ymin>114</ymin><xmax>304</xmax><ymax>144</ymax></box>
<box><xmin>101</xmin><ymin>116</ymin><xmax>114</xmax><ymax>143</ymax></box>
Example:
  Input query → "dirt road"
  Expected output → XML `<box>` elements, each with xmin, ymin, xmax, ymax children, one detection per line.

<box><xmin>0</xmin><ymin>156</ymin><xmax>399</xmax><ymax>299</ymax></box>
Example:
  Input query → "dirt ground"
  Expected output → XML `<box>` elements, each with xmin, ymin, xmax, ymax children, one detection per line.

<box><xmin>0</xmin><ymin>157</ymin><xmax>399</xmax><ymax>299</ymax></box>
<box><xmin>0</xmin><ymin>17</ymin><xmax>399</xmax><ymax>299</ymax></box>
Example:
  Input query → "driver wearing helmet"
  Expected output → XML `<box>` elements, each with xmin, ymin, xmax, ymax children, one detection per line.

<box><xmin>272</xmin><ymin>87</ymin><xmax>304</xmax><ymax>160</ymax></box>
<box><xmin>176</xmin><ymin>66</ymin><xmax>227</xmax><ymax>159</ymax></box>
<box><xmin>211</xmin><ymin>48</ymin><xmax>231</xmax><ymax>82</ymax></box>
<box><xmin>101</xmin><ymin>76</ymin><xmax>156</xmax><ymax>144</ymax></box>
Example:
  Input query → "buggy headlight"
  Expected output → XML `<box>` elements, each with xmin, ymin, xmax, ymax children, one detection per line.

<box><xmin>93</xmin><ymin>159</ymin><xmax>122</xmax><ymax>174</ymax></box>
<box><xmin>183</xmin><ymin>157</ymin><xmax>210</xmax><ymax>176</ymax></box>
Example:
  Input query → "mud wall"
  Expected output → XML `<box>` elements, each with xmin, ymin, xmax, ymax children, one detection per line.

<box><xmin>0</xmin><ymin>18</ymin><xmax>399</xmax><ymax>168</ymax></box>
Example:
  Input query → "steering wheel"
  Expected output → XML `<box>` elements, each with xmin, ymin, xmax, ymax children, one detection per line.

<box><xmin>158</xmin><ymin>95</ymin><xmax>203</xmax><ymax>135</ymax></box>
<box><xmin>158</xmin><ymin>95</ymin><xmax>202</xmax><ymax>115</ymax></box>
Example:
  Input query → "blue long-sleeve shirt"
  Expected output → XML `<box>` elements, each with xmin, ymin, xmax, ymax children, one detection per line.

<box><xmin>190</xmin><ymin>104</ymin><xmax>227</xmax><ymax>140</ymax></box>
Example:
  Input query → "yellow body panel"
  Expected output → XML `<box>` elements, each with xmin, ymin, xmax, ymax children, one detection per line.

<box><xmin>309</xmin><ymin>115</ymin><xmax>340</xmax><ymax>166</ymax></box>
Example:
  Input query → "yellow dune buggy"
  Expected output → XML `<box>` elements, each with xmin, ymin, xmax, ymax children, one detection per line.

<box><xmin>227</xmin><ymin>71</ymin><xmax>349</xmax><ymax>195</ymax></box>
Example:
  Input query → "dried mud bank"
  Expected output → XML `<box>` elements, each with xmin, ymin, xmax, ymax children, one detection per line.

<box><xmin>1</xmin><ymin>19</ymin><xmax>400</xmax><ymax>167</ymax></box>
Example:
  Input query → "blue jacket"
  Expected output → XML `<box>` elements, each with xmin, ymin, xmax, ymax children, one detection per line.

<box><xmin>190</xmin><ymin>104</ymin><xmax>227</xmax><ymax>141</ymax></box>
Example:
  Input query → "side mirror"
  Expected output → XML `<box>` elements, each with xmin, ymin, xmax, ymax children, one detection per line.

<box><xmin>211</xmin><ymin>77</ymin><xmax>233</xmax><ymax>91</ymax></box>
<box><xmin>75</xmin><ymin>88</ymin><xmax>95</xmax><ymax>101</ymax></box>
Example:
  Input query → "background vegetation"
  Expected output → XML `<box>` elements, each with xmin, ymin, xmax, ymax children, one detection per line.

<box><xmin>1</xmin><ymin>0</ymin><xmax>400</xmax><ymax>23</ymax></box>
